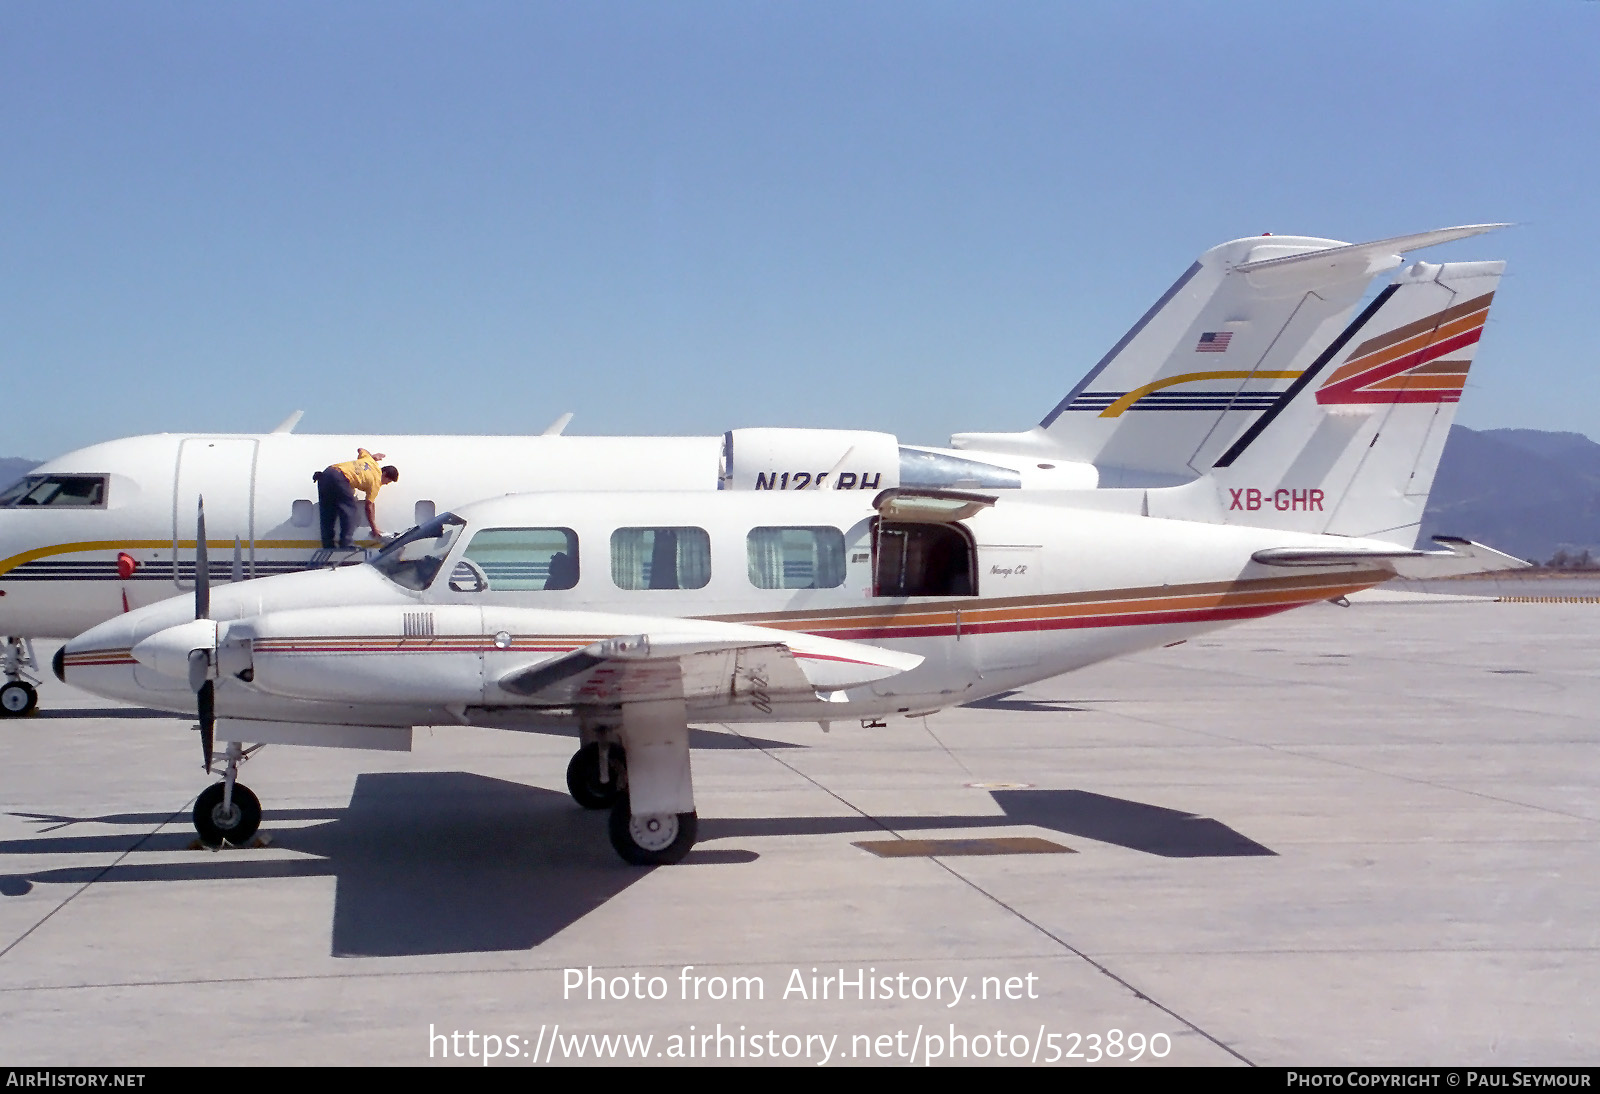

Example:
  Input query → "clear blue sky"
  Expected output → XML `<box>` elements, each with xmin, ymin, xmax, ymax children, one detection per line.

<box><xmin>3</xmin><ymin>1</ymin><xmax>1595</xmax><ymax>459</ymax></box>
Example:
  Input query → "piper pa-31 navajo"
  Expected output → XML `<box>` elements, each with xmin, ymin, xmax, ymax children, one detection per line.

<box><xmin>0</xmin><ymin>223</ymin><xmax>1507</xmax><ymax>717</ymax></box>
<box><xmin>58</xmin><ymin>253</ymin><xmax>1524</xmax><ymax>864</ymax></box>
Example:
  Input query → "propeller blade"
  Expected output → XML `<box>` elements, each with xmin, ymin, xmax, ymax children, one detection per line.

<box><xmin>195</xmin><ymin>497</ymin><xmax>210</xmax><ymax>620</ymax></box>
<box><xmin>198</xmin><ymin>679</ymin><xmax>215</xmax><ymax>773</ymax></box>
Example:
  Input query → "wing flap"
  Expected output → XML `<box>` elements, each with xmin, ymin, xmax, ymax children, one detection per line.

<box><xmin>496</xmin><ymin>628</ymin><xmax>922</xmax><ymax>706</ymax></box>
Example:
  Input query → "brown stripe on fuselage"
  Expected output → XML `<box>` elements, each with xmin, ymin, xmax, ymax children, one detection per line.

<box><xmin>706</xmin><ymin>570</ymin><xmax>1375</xmax><ymax>631</ymax></box>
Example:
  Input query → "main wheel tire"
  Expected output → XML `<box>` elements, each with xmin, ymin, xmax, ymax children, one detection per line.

<box><xmin>193</xmin><ymin>782</ymin><xmax>263</xmax><ymax>847</ymax></box>
<box><xmin>607</xmin><ymin>797</ymin><xmax>697</xmax><ymax>866</ymax></box>
<box><xmin>0</xmin><ymin>681</ymin><xmax>38</xmax><ymax>717</ymax></box>
<box><xmin>566</xmin><ymin>742</ymin><xmax>626</xmax><ymax>809</ymax></box>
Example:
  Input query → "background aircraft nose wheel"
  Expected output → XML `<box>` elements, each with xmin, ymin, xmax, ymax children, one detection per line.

<box><xmin>566</xmin><ymin>742</ymin><xmax>626</xmax><ymax>809</ymax></box>
<box><xmin>0</xmin><ymin>681</ymin><xmax>38</xmax><ymax>717</ymax></box>
<box><xmin>607</xmin><ymin>796</ymin><xmax>697</xmax><ymax>865</ymax></box>
<box><xmin>193</xmin><ymin>782</ymin><xmax>262</xmax><ymax>847</ymax></box>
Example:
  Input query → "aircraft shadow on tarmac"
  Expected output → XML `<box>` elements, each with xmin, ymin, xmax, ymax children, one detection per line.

<box><xmin>960</xmin><ymin>690</ymin><xmax>1087</xmax><ymax>713</ymax></box>
<box><xmin>31</xmin><ymin>707</ymin><xmax>187</xmax><ymax>721</ymax></box>
<box><xmin>0</xmin><ymin>775</ymin><xmax>1272</xmax><ymax>958</ymax></box>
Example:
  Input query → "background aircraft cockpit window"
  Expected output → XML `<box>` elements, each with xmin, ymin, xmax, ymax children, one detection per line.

<box><xmin>747</xmin><ymin>526</ymin><xmax>846</xmax><ymax>590</ymax></box>
<box><xmin>873</xmin><ymin>521</ymin><xmax>976</xmax><ymax>597</ymax></box>
<box><xmin>0</xmin><ymin>474</ymin><xmax>108</xmax><ymax>508</ymax></box>
<box><xmin>611</xmin><ymin>527</ymin><xmax>711</xmax><ymax>590</ymax></box>
<box><xmin>370</xmin><ymin>513</ymin><xmax>466</xmax><ymax>591</ymax></box>
<box><xmin>457</xmin><ymin>527</ymin><xmax>579</xmax><ymax>591</ymax></box>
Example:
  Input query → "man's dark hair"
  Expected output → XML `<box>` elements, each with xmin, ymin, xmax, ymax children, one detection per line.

<box><xmin>382</xmin><ymin>465</ymin><xmax>400</xmax><ymax>483</ymax></box>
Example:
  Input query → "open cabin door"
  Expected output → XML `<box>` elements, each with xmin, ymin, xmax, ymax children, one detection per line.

<box><xmin>869</xmin><ymin>488</ymin><xmax>994</xmax><ymax>597</ymax></box>
<box><xmin>173</xmin><ymin>438</ymin><xmax>258</xmax><ymax>589</ymax></box>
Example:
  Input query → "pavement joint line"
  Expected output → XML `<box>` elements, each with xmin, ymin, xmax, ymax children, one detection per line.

<box><xmin>0</xmin><ymin>803</ymin><xmax>191</xmax><ymax>964</ymax></box>
<box><xmin>1114</xmin><ymin>656</ymin><xmax>1596</xmax><ymax>726</ymax></box>
<box><xmin>1096</xmin><ymin>706</ymin><xmax>1600</xmax><ymax>825</ymax></box>
<box><xmin>917</xmin><ymin>716</ymin><xmax>976</xmax><ymax>778</ymax></box>
<box><xmin>724</xmin><ymin>723</ymin><xmax>1257</xmax><ymax>1068</ymax></box>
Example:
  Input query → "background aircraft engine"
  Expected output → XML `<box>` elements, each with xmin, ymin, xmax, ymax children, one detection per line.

<box><xmin>719</xmin><ymin>428</ymin><xmax>1032</xmax><ymax>493</ymax></box>
<box><xmin>720</xmin><ymin>428</ymin><xmax>901</xmax><ymax>492</ymax></box>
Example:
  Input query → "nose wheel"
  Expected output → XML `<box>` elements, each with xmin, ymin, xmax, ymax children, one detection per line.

<box><xmin>192</xmin><ymin>741</ymin><xmax>263</xmax><ymax>847</ymax></box>
<box><xmin>0</xmin><ymin>680</ymin><xmax>38</xmax><ymax>717</ymax></box>
<box><xmin>566</xmin><ymin>742</ymin><xmax>626</xmax><ymax>809</ymax></box>
<box><xmin>1</xmin><ymin>638</ymin><xmax>41</xmax><ymax>718</ymax></box>
<box><xmin>193</xmin><ymin>782</ymin><xmax>262</xmax><ymax>846</ymax></box>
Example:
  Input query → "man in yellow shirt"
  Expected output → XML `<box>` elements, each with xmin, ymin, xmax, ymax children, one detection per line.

<box><xmin>314</xmin><ymin>448</ymin><xmax>400</xmax><ymax>549</ymax></box>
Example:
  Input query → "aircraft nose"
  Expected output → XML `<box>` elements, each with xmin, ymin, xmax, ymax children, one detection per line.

<box><xmin>52</xmin><ymin>646</ymin><xmax>65</xmax><ymax>683</ymax></box>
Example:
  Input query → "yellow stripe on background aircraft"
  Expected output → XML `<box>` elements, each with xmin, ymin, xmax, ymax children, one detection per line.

<box><xmin>0</xmin><ymin>223</ymin><xmax>1506</xmax><ymax>716</ymax></box>
<box><xmin>58</xmin><ymin>252</ymin><xmax>1525</xmax><ymax>863</ymax></box>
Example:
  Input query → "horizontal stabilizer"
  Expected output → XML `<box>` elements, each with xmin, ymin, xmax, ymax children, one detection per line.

<box><xmin>1231</xmin><ymin>224</ymin><xmax>1510</xmax><ymax>274</ymax></box>
<box><xmin>1252</xmin><ymin>536</ymin><xmax>1529</xmax><ymax>578</ymax></box>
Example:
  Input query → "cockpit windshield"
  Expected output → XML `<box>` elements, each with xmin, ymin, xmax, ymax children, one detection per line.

<box><xmin>0</xmin><ymin>475</ymin><xmax>108</xmax><ymax>508</ymax></box>
<box><xmin>370</xmin><ymin>513</ymin><xmax>467</xmax><ymax>591</ymax></box>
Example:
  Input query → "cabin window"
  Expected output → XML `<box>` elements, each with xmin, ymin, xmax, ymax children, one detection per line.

<box><xmin>873</xmin><ymin>520</ymin><xmax>977</xmax><ymax>597</ymax></box>
<box><xmin>0</xmin><ymin>474</ymin><xmax>108</xmax><ymax>508</ymax></box>
<box><xmin>747</xmin><ymin>526</ymin><xmax>846</xmax><ymax>590</ymax></box>
<box><xmin>611</xmin><ymin>527</ymin><xmax>711</xmax><ymax>590</ymax></box>
<box><xmin>454</xmin><ymin>527</ymin><xmax>579</xmax><ymax>591</ymax></box>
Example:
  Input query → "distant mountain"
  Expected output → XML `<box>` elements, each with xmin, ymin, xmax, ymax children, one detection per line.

<box><xmin>0</xmin><ymin>426</ymin><xmax>1594</xmax><ymax>561</ymax></box>
<box><xmin>0</xmin><ymin>458</ymin><xmax>37</xmax><ymax>493</ymax></box>
<box><xmin>1420</xmin><ymin>427</ymin><xmax>1600</xmax><ymax>562</ymax></box>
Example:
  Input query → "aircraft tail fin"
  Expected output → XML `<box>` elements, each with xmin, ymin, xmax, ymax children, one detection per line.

<box><xmin>951</xmin><ymin>225</ymin><xmax>1507</xmax><ymax>487</ymax></box>
<box><xmin>1153</xmin><ymin>256</ymin><xmax>1505</xmax><ymax>547</ymax></box>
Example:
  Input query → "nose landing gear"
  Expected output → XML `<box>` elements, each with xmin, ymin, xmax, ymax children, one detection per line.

<box><xmin>193</xmin><ymin>741</ymin><xmax>263</xmax><ymax>847</ymax></box>
<box><xmin>0</xmin><ymin>638</ymin><xmax>40</xmax><ymax>718</ymax></box>
<box><xmin>0</xmin><ymin>680</ymin><xmax>37</xmax><ymax>717</ymax></box>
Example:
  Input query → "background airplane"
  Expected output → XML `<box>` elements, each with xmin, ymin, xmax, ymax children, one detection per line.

<box><xmin>2</xmin><ymin>223</ymin><xmax>1505</xmax><ymax>716</ymax></box>
<box><xmin>58</xmin><ymin>254</ymin><xmax>1523</xmax><ymax>864</ymax></box>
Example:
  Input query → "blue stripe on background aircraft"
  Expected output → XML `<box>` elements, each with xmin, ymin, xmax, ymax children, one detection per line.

<box><xmin>0</xmin><ymin>224</ymin><xmax>1507</xmax><ymax>717</ymax></box>
<box><xmin>55</xmin><ymin>245</ymin><xmax>1524</xmax><ymax>863</ymax></box>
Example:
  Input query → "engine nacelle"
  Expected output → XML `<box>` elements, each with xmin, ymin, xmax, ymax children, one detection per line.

<box><xmin>720</xmin><ymin>428</ymin><xmax>900</xmax><ymax>492</ymax></box>
<box><xmin>719</xmin><ymin>429</ymin><xmax>1041</xmax><ymax>493</ymax></box>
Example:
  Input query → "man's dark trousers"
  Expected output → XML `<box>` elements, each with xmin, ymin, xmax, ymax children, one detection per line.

<box><xmin>316</xmin><ymin>468</ymin><xmax>360</xmax><ymax>549</ymax></box>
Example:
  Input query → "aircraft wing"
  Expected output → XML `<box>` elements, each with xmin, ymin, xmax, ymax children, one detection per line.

<box><xmin>496</xmin><ymin>629</ymin><xmax>921</xmax><ymax>708</ymax></box>
<box><xmin>1252</xmin><ymin>536</ymin><xmax>1529</xmax><ymax>578</ymax></box>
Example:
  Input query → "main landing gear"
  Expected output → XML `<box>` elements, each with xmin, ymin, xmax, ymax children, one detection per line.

<box><xmin>570</xmin><ymin>701</ymin><xmax>699</xmax><ymax>866</ymax></box>
<box><xmin>193</xmin><ymin>741</ymin><xmax>262</xmax><ymax>847</ymax></box>
<box><xmin>566</xmin><ymin>741</ymin><xmax>627</xmax><ymax>810</ymax></box>
<box><xmin>0</xmin><ymin>638</ymin><xmax>40</xmax><ymax>718</ymax></box>
<box><xmin>608</xmin><ymin>797</ymin><xmax>698</xmax><ymax>866</ymax></box>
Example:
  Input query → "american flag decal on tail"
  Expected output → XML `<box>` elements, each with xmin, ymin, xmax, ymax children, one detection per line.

<box><xmin>1195</xmin><ymin>332</ymin><xmax>1232</xmax><ymax>353</ymax></box>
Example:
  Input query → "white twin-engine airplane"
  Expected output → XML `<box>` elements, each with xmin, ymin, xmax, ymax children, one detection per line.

<box><xmin>0</xmin><ymin>223</ymin><xmax>1508</xmax><ymax>717</ymax></box>
<box><xmin>58</xmin><ymin>254</ymin><xmax>1524</xmax><ymax>864</ymax></box>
